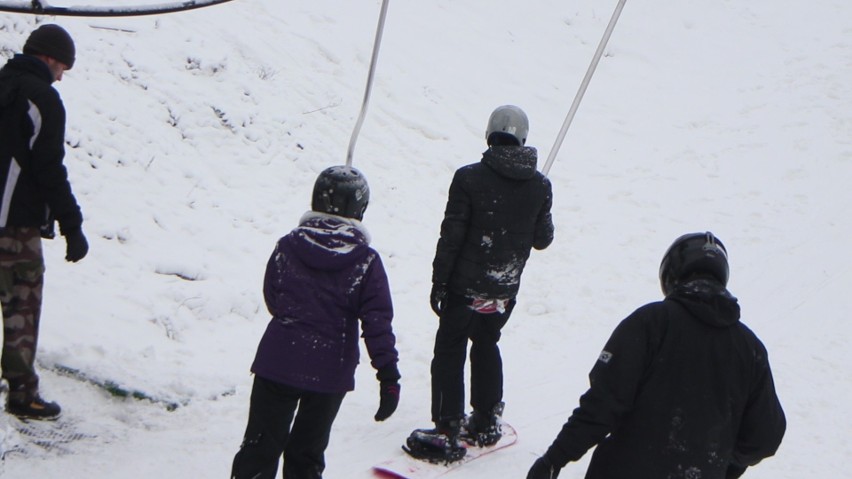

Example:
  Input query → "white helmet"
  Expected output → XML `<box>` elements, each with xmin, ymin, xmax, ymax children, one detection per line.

<box><xmin>485</xmin><ymin>105</ymin><xmax>529</xmax><ymax>146</ymax></box>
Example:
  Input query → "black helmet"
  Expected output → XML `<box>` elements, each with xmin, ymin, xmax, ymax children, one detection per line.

<box><xmin>311</xmin><ymin>166</ymin><xmax>370</xmax><ymax>220</ymax></box>
<box><xmin>659</xmin><ymin>232</ymin><xmax>729</xmax><ymax>296</ymax></box>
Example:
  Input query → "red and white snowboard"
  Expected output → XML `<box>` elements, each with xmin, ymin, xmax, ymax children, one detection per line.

<box><xmin>372</xmin><ymin>423</ymin><xmax>517</xmax><ymax>479</ymax></box>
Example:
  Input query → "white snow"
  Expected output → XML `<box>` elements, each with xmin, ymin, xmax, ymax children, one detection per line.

<box><xmin>0</xmin><ymin>0</ymin><xmax>849</xmax><ymax>477</ymax></box>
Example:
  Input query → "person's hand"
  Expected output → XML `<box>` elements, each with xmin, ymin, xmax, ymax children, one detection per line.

<box><xmin>64</xmin><ymin>228</ymin><xmax>89</xmax><ymax>262</ymax></box>
<box><xmin>429</xmin><ymin>283</ymin><xmax>448</xmax><ymax>316</ymax></box>
<box><xmin>374</xmin><ymin>381</ymin><xmax>399</xmax><ymax>421</ymax></box>
<box><xmin>527</xmin><ymin>456</ymin><xmax>560</xmax><ymax>479</ymax></box>
<box><xmin>726</xmin><ymin>463</ymin><xmax>747</xmax><ymax>478</ymax></box>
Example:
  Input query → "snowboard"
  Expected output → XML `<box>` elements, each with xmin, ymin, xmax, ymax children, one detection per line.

<box><xmin>372</xmin><ymin>422</ymin><xmax>517</xmax><ymax>479</ymax></box>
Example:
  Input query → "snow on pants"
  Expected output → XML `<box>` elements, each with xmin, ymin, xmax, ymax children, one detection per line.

<box><xmin>0</xmin><ymin>227</ymin><xmax>45</xmax><ymax>404</ymax></box>
<box><xmin>232</xmin><ymin>375</ymin><xmax>345</xmax><ymax>479</ymax></box>
<box><xmin>430</xmin><ymin>292</ymin><xmax>515</xmax><ymax>424</ymax></box>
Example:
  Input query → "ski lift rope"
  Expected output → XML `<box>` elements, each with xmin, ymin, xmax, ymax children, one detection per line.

<box><xmin>542</xmin><ymin>0</ymin><xmax>627</xmax><ymax>177</ymax></box>
<box><xmin>346</xmin><ymin>0</ymin><xmax>627</xmax><ymax>176</ymax></box>
<box><xmin>2</xmin><ymin>0</ymin><xmax>624</xmax><ymax>175</ymax></box>
<box><xmin>346</xmin><ymin>0</ymin><xmax>390</xmax><ymax>168</ymax></box>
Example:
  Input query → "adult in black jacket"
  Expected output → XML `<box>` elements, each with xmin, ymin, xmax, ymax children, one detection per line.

<box><xmin>528</xmin><ymin>232</ymin><xmax>786</xmax><ymax>479</ymax></box>
<box><xmin>406</xmin><ymin>105</ymin><xmax>554</xmax><ymax>462</ymax></box>
<box><xmin>0</xmin><ymin>24</ymin><xmax>88</xmax><ymax>420</ymax></box>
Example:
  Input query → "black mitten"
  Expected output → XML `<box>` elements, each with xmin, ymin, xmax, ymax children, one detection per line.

<box><xmin>374</xmin><ymin>381</ymin><xmax>400</xmax><ymax>421</ymax></box>
<box><xmin>374</xmin><ymin>363</ymin><xmax>401</xmax><ymax>421</ymax></box>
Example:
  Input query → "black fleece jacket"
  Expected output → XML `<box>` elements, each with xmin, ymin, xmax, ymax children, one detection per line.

<box><xmin>545</xmin><ymin>280</ymin><xmax>786</xmax><ymax>479</ymax></box>
<box><xmin>0</xmin><ymin>54</ymin><xmax>83</xmax><ymax>235</ymax></box>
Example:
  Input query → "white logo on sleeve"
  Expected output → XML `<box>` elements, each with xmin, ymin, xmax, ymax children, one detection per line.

<box><xmin>598</xmin><ymin>350</ymin><xmax>613</xmax><ymax>364</ymax></box>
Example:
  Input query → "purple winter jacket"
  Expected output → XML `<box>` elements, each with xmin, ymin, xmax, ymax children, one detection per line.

<box><xmin>250</xmin><ymin>212</ymin><xmax>398</xmax><ymax>393</ymax></box>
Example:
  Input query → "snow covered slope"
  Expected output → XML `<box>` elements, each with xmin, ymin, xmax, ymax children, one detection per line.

<box><xmin>0</xmin><ymin>0</ymin><xmax>849</xmax><ymax>477</ymax></box>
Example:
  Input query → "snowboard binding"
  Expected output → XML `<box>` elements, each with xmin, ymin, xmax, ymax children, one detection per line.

<box><xmin>460</xmin><ymin>401</ymin><xmax>505</xmax><ymax>447</ymax></box>
<box><xmin>403</xmin><ymin>427</ymin><xmax>467</xmax><ymax>464</ymax></box>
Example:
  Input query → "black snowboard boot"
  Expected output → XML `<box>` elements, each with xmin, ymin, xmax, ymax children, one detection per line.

<box><xmin>461</xmin><ymin>402</ymin><xmax>504</xmax><ymax>447</ymax></box>
<box><xmin>404</xmin><ymin>419</ymin><xmax>466</xmax><ymax>464</ymax></box>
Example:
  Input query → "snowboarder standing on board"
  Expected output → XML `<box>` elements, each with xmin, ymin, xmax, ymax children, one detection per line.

<box><xmin>231</xmin><ymin>166</ymin><xmax>401</xmax><ymax>479</ymax></box>
<box><xmin>405</xmin><ymin>105</ymin><xmax>554</xmax><ymax>463</ymax></box>
<box><xmin>527</xmin><ymin>232</ymin><xmax>786</xmax><ymax>479</ymax></box>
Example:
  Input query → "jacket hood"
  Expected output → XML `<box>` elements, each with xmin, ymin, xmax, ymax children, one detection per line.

<box><xmin>1</xmin><ymin>54</ymin><xmax>55</xmax><ymax>84</ymax></box>
<box><xmin>481</xmin><ymin>145</ymin><xmax>538</xmax><ymax>180</ymax></box>
<box><xmin>667</xmin><ymin>279</ymin><xmax>741</xmax><ymax>328</ymax></box>
<box><xmin>285</xmin><ymin>212</ymin><xmax>372</xmax><ymax>271</ymax></box>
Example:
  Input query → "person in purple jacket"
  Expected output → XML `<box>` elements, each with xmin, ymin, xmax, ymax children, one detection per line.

<box><xmin>231</xmin><ymin>166</ymin><xmax>401</xmax><ymax>479</ymax></box>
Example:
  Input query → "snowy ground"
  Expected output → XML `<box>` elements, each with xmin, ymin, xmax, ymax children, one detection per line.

<box><xmin>0</xmin><ymin>0</ymin><xmax>850</xmax><ymax>477</ymax></box>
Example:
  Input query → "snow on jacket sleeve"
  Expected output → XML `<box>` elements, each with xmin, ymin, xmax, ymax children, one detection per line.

<box><xmin>431</xmin><ymin>170</ymin><xmax>470</xmax><ymax>286</ymax></box>
<box><xmin>533</xmin><ymin>175</ymin><xmax>554</xmax><ymax>250</ymax></box>
<box><xmin>358</xmin><ymin>251</ymin><xmax>399</xmax><ymax>372</ymax></box>
<box><xmin>545</xmin><ymin>307</ymin><xmax>653</xmax><ymax>467</ymax></box>
<box><xmin>730</xmin><ymin>339</ymin><xmax>786</xmax><ymax>469</ymax></box>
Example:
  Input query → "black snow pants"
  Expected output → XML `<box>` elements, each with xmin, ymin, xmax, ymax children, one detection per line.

<box><xmin>430</xmin><ymin>292</ymin><xmax>514</xmax><ymax>424</ymax></box>
<box><xmin>232</xmin><ymin>375</ymin><xmax>345</xmax><ymax>479</ymax></box>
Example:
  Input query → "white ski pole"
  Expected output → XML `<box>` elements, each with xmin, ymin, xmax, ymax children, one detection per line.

<box><xmin>542</xmin><ymin>0</ymin><xmax>627</xmax><ymax>177</ymax></box>
<box><xmin>346</xmin><ymin>0</ymin><xmax>390</xmax><ymax>167</ymax></box>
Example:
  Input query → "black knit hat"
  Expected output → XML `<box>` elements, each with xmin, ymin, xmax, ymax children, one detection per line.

<box><xmin>23</xmin><ymin>24</ymin><xmax>76</xmax><ymax>70</ymax></box>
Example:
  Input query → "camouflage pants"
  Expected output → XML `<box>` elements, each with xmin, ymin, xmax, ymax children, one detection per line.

<box><xmin>0</xmin><ymin>227</ymin><xmax>45</xmax><ymax>403</ymax></box>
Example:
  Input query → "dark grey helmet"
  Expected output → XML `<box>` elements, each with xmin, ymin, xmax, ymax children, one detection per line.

<box><xmin>311</xmin><ymin>166</ymin><xmax>370</xmax><ymax>221</ymax></box>
<box><xmin>485</xmin><ymin>105</ymin><xmax>529</xmax><ymax>146</ymax></box>
<box><xmin>659</xmin><ymin>232</ymin><xmax>729</xmax><ymax>296</ymax></box>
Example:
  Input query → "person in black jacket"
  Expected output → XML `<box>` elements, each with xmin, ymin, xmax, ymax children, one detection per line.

<box><xmin>0</xmin><ymin>24</ymin><xmax>89</xmax><ymax>420</ymax></box>
<box><xmin>528</xmin><ymin>232</ymin><xmax>786</xmax><ymax>479</ymax></box>
<box><xmin>406</xmin><ymin>105</ymin><xmax>554</xmax><ymax>462</ymax></box>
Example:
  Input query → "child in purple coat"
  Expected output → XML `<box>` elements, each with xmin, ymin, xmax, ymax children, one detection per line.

<box><xmin>232</xmin><ymin>166</ymin><xmax>400</xmax><ymax>479</ymax></box>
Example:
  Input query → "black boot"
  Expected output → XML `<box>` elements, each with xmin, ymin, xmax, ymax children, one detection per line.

<box><xmin>461</xmin><ymin>402</ymin><xmax>504</xmax><ymax>447</ymax></box>
<box><xmin>404</xmin><ymin>419</ymin><xmax>466</xmax><ymax>464</ymax></box>
<box><xmin>7</xmin><ymin>393</ymin><xmax>61</xmax><ymax>420</ymax></box>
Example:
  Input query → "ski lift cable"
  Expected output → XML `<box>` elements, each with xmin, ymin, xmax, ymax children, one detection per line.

<box><xmin>0</xmin><ymin>0</ymin><xmax>236</xmax><ymax>17</ymax></box>
<box><xmin>542</xmin><ymin>0</ymin><xmax>627</xmax><ymax>177</ymax></box>
<box><xmin>345</xmin><ymin>0</ymin><xmax>389</xmax><ymax>168</ymax></box>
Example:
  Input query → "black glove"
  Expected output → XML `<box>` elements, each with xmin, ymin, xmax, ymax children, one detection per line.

<box><xmin>64</xmin><ymin>228</ymin><xmax>89</xmax><ymax>262</ymax></box>
<box><xmin>374</xmin><ymin>381</ymin><xmax>400</xmax><ymax>421</ymax></box>
<box><xmin>726</xmin><ymin>463</ymin><xmax>747</xmax><ymax>478</ymax></box>
<box><xmin>429</xmin><ymin>283</ymin><xmax>448</xmax><ymax>316</ymax></box>
<box><xmin>527</xmin><ymin>456</ymin><xmax>560</xmax><ymax>479</ymax></box>
<box><xmin>374</xmin><ymin>363</ymin><xmax>401</xmax><ymax>421</ymax></box>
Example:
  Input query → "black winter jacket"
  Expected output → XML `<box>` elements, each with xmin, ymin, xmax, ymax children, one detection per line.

<box><xmin>545</xmin><ymin>280</ymin><xmax>786</xmax><ymax>479</ymax></box>
<box><xmin>0</xmin><ymin>54</ymin><xmax>82</xmax><ymax>235</ymax></box>
<box><xmin>432</xmin><ymin>146</ymin><xmax>554</xmax><ymax>300</ymax></box>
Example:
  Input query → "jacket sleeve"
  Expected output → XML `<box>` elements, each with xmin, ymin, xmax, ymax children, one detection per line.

<box><xmin>730</xmin><ymin>341</ymin><xmax>786</xmax><ymax>469</ymax></box>
<box><xmin>29</xmin><ymin>87</ymin><xmax>83</xmax><ymax>234</ymax></box>
<box><xmin>358</xmin><ymin>251</ymin><xmax>399</xmax><ymax>372</ymax></box>
<box><xmin>533</xmin><ymin>176</ymin><xmax>554</xmax><ymax>250</ymax></box>
<box><xmin>545</xmin><ymin>308</ymin><xmax>653</xmax><ymax>467</ymax></box>
<box><xmin>431</xmin><ymin>171</ymin><xmax>470</xmax><ymax>285</ymax></box>
<box><xmin>262</xmin><ymin>240</ymin><xmax>283</xmax><ymax>316</ymax></box>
